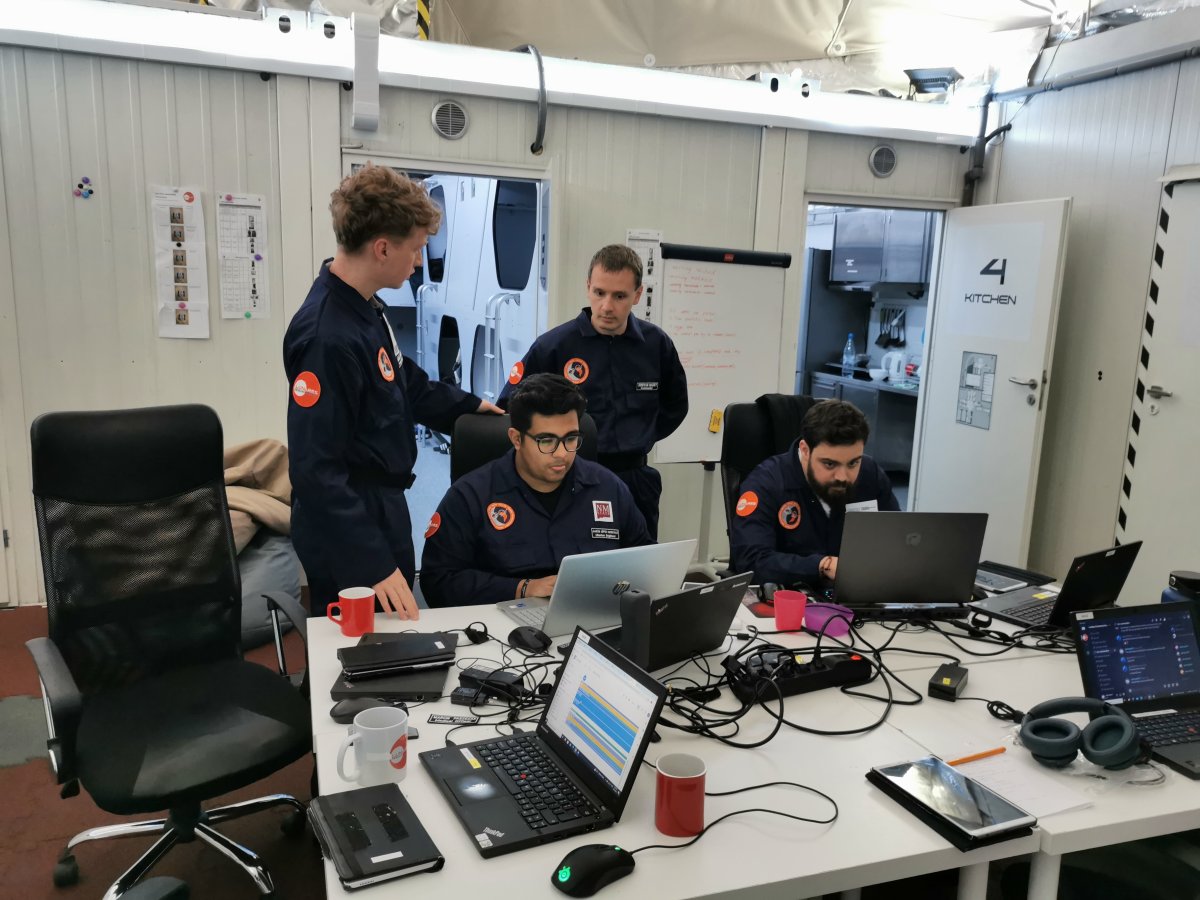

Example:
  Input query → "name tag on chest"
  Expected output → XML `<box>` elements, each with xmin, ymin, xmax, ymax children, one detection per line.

<box><xmin>591</xmin><ymin>527</ymin><xmax>620</xmax><ymax>541</ymax></box>
<box><xmin>844</xmin><ymin>499</ymin><xmax>879</xmax><ymax>513</ymax></box>
<box><xmin>635</xmin><ymin>382</ymin><xmax>659</xmax><ymax>392</ymax></box>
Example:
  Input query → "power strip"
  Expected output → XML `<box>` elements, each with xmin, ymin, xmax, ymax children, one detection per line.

<box><xmin>727</xmin><ymin>651</ymin><xmax>873</xmax><ymax>703</ymax></box>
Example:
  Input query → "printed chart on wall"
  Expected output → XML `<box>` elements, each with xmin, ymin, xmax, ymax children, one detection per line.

<box><xmin>957</xmin><ymin>352</ymin><xmax>997</xmax><ymax>430</ymax></box>
<box><xmin>218</xmin><ymin>192</ymin><xmax>269</xmax><ymax>319</ymax></box>
<box><xmin>654</xmin><ymin>244</ymin><xmax>791</xmax><ymax>464</ymax></box>
<box><xmin>150</xmin><ymin>185</ymin><xmax>209</xmax><ymax>339</ymax></box>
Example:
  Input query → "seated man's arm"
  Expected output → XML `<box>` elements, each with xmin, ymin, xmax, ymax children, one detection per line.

<box><xmin>418</xmin><ymin>488</ymin><xmax>523</xmax><ymax>607</ymax></box>
<box><xmin>728</xmin><ymin>473</ymin><xmax>823</xmax><ymax>587</ymax></box>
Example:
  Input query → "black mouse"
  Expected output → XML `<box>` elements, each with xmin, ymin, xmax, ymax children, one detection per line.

<box><xmin>759</xmin><ymin>582</ymin><xmax>779</xmax><ymax>603</ymax></box>
<box><xmin>508</xmin><ymin>625</ymin><xmax>553</xmax><ymax>653</ymax></box>
<box><xmin>551</xmin><ymin>844</ymin><xmax>635</xmax><ymax>897</ymax></box>
<box><xmin>329</xmin><ymin>697</ymin><xmax>406</xmax><ymax>725</ymax></box>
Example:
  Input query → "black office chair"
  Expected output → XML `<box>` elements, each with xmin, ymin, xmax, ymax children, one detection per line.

<box><xmin>25</xmin><ymin>404</ymin><xmax>312</xmax><ymax>899</ymax></box>
<box><xmin>720</xmin><ymin>395</ymin><xmax>814</xmax><ymax>542</ymax></box>
<box><xmin>449</xmin><ymin>412</ymin><xmax>599</xmax><ymax>482</ymax></box>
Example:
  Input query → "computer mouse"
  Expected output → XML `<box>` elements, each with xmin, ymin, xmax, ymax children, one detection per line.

<box><xmin>759</xmin><ymin>582</ymin><xmax>779</xmax><ymax>603</ymax></box>
<box><xmin>508</xmin><ymin>625</ymin><xmax>553</xmax><ymax>654</ymax></box>
<box><xmin>550</xmin><ymin>844</ymin><xmax>635</xmax><ymax>897</ymax></box>
<box><xmin>329</xmin><ymin>697</ymin><xmax>407</xmax><ymax>725</ymax></box>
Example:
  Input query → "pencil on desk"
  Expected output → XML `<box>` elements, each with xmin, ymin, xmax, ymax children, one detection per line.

<box><xmin>946</xmin><ymin>747</ymin><xmax>1006</xmax><ymax>767</ymax></box>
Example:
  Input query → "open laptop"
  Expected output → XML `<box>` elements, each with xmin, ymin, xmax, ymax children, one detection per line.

<box><xmin>833</xmin><ymin>511</ymin><xmax>988</xmax><ymax>619</ymax></box>
<box><xmin>596</xmin><ymin>572</ymin><xmax>753</xmax><ymax>671</ymax></box>
<box><xmin>420</xmin><ymin>628</ymin><xmax>667</xmax><ymax>857</ymax></box>
<box><xmin>498</xmin><ymin>539</ymin><xmax>697</xmax><ymax>637</ymax></box>
<box><xmin>971</xmin><ymin>541</ymin><xmax>1142</xmax><ymax>628</ymax></box>
<box><xmin>1074</xmin><ymin>602</ymin><xmax>1200</xmax><ymax>779</ymax></box>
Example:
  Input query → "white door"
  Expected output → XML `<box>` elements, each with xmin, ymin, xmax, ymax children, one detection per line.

<box><xmin>912</xmin><ymin>198</ymin><xmax>1071</xmax><ymax>565</ymax></box>
<box><xmin>1116</xmin><ymin>181</ymin><xmax>1200</xmax><ymax>604</ymax></box>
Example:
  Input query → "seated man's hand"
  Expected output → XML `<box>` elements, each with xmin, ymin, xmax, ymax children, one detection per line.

<box><xmin>476</xmin><ymin>400</ymin><xmax>503</xmax><ymax>415</ymax></box>
<box><xmin>373</xmin><ymin>568</ymin><xmax>419</xmax><ymax>620</ymax></box>
<box><xmin>824</xmin><ymin>556</ymin><xmax>839</xmax><ymax>581</ymax></box>
<box><xmin>524</xmin><ymin>575</ymin><xmax>557</xmax><ymax>598</ymax></box>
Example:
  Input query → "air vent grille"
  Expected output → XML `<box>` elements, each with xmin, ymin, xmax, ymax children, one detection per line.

<box><xmin>869</xmin><ymin>144</ymin><xmax>897</xmax><ymax>178</ymax></box>
<box><xmin>432</xmin><ymin>101</ymin><xmax>468</xmax><ymax>140</ymax></box>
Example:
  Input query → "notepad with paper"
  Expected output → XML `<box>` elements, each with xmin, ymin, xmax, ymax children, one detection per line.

<box><xmin>952</xmin><ymin>752</ymin><xmax>1092</xmax><ymax>819</ymax></box>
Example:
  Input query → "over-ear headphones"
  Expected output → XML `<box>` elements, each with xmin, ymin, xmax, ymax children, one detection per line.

<box><xmin>1019</xmin><ymin>697</ymin><xmax>1143</xmax><ymax>770</ymax></box>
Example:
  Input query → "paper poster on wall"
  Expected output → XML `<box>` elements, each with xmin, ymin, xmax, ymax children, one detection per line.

<box><xmin>938</xmin><ymin>222</ymin><xmax>1044</xmax><ymax>341</ymax></box>
<box><xmin>150</xmin><ymin>185</ymin><xmax>209</xmax><ymax>339</ymax></box>
<box><xmin>956</xmin><ymin>351</ymin><xmax>997</xmax><ymax>430</ymax></box>
<box><xmin>626</xmin><ymin>228</ymin><xmax>662</xmax><ymax>326</ymax></box>
<box><xmin>217</xmin><ymin>192</ymin><xmax>269</xmax><ymax>319</ymax></box>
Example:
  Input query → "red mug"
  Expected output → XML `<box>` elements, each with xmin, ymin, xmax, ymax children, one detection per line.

<box><xmin>327</xmin><ymin>586</ymin><xmax>376</xmax><ymax>637</ymax></box>
<box><xmin>774</xmin><ymin>589</ymin><xmax>808</xmax><ymax>631</ymax></box>
<box><xmin>655</xmin><ymin>753</ymin><xmax>706</xmax><ymax>836</ymax></box>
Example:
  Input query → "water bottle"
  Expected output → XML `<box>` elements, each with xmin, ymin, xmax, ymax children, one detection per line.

<box><xmin>841</xmin><ymin>333</ymin><xmax>855</xmax><ymax>378</ymax></box>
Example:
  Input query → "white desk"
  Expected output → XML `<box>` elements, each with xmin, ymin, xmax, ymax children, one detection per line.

<box><xmin>310</xmin><ymin>607</ymin><xmax>1038</xmax><ymax>899</ymax></box>
<box><xmin>853</xmin><ymin>653</ymin><xmax>1200</xmax><ymax>900</ymax></box>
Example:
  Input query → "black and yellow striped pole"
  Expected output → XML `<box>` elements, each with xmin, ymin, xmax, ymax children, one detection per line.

<box><xmin>417</xmin><ymin>0</ymin><xmax>431</xmax><ymax>40</ymax></box>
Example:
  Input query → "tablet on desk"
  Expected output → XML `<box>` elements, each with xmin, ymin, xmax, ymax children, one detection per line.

<box><xmin>867</xmin><ymin>756</ymin><xmax>1035</xmax><ymax>849</ymax></box>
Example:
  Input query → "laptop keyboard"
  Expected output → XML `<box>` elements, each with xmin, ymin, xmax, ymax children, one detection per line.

<box><xmin>505</xmin><ymin>605</ymin><xmax>547</xmax><ymax>628</ymax></box>
<box><xmin>1002</xmin><ymin>600</ymin><xmax>1053</xmax><ymax>625</ymax></box>
<box><xmin>1137</xmin><ymin>711</ymin><xmax>1200</xmax><ymax>746</ymax></box>
<box><xmin>477</xmin><ymin>737</ymin><xmax>598</xmax><ymax>830</ymax></box>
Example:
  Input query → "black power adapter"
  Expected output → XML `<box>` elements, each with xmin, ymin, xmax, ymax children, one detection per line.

<box><xmin>459</xmin><ymin>666</ymin><xmax>524</xmax><ymax>699</ymax></box>
<box><xmin>928</xmin><ymin>663</ymin><xmax>969</xmax><ymax>701</ymax></box>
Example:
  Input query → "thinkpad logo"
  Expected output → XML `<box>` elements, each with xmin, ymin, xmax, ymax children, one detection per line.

<box><xmin>483</xmin><ymin>827</ymin><xmax>505</xmax><ymax>838</ymax></box>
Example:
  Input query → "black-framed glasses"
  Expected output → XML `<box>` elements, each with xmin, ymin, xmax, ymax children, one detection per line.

<box><xmin>523</xmin><ymin>432</ymin><xmax>583</xmax><ymax>454</ymax></box>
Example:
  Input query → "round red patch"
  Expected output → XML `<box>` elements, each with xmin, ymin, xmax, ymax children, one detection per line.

<box><xmin>487</xmin><ymin>502</ymin><xmax>516</xmax><ymax>531</ymax></box>
<box><xmin>778</xmin><ymin>500</ymin><xmax>802</xmax><ymax>530</ymax></box>
<box><xmin>389</xmin><ymin>735</ymin><xmax>407</xmax><ymax>769</ymax></box>
<box><xmin>424</xmin><ymin>512</ymin><xmax>441</xmax><ymax>539</ymax></box>
<box><xmin>377</xmin><ymin>347</ymin><xmax>395</xmax><ymax>382</ymax></box>
<box><xmin>735</xmin><ymin>491</ymin><xmax>759</xmax><ymax>517</ymax></box>
<box><xmin>291</xmin><ymin>371</ymin><xmax>321</xmax><ymax>408</ymax></box>
<box><xmin>563</xmin><ymin>357</ymin><xmax>590</xmax><ymax>385</ymax></box>
<box><xmin>508</xmin><ymin>361</ymin><xmax>524</xmax><ymax>385</ymax></box>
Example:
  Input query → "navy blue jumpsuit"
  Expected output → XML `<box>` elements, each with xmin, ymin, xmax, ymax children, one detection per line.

<box><xmin>729</xmin><ymin>439</ymin><xmax>899</xmax><ymax>587</ymax></box>
<box><xmin>498</xmin><ymin>309</ymin><xmax>688</xmax><ymax>539</ymax></box>
<box><xmin>284</xmin><ymin>263</ymin><xmax>481</xmax><ymax>616</ymax></box>
<box><xmin>419</xmin><ymin>451</ymin><xmax>652</xmax><ymax>607</ymax></box>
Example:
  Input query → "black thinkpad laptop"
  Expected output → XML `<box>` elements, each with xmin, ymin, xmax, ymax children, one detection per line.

<box><xmin>419</xmin><ymin>628</ymin><xmax>667</xmax><ymax>857</ymax></box>
<box><xmin>598</xmin><ymin>572</ymin><xmax>753</xmax><ymax>671</ymax></box>
<box><xmin>972</xmin><ymin>541</ymin><xmax>1142</xmax><ymax>628</ymax></box>
<box><xmin>834</xmin><ymin>511</ymin><xmax>988</xmax><ymax>620</ymax></box>
<box><xmin>1074</xmin><ymin>602</ymin><xmax>1200</xmax><ymax>779</ymax></box>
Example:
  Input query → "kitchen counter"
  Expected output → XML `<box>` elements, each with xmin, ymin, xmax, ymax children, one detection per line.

<box><xmin>817</xmin><ymin>371</ymin><xmax>920</xmax><ymax>398</ymax></box>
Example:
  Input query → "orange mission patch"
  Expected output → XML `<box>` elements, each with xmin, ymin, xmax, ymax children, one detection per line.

<box><xmin>377</xmin><ymin>347</ymin><xmax>395</xmax><ymax>382</ymax></box>
<box><xmin>508</xmin><ymin>361</ymin><xmax>524</xmax><ymax>385</ymax></box>
<box><xmin>778</xmin><ymin>501</ymin><xmax>802</xmax><ymax>530</ymax></box>
<box><xmin>291</xmin><ymin>371</ymin><xmax>321</xmax><ymax>408</ymax></box>
<box><xmin>487</xmin><ymin>502</ymin><xmax>516</xmax><ymax>531</ymax></box>
<box><xmin>424</xmin><ymin>512</ymin><xmax>441</xmax><ymax>539</ymax></box>
<box><xmin>563</xmin><ymin>358</ymin><xmax>590</xmax><ymax>384</ymax></box>
<box><xmin>735</xmin><ymin>491</ymin><xmax>759</xmax><ymax>517</ymax></box>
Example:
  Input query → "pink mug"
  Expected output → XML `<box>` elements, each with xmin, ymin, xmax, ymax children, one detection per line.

<box><xmin>773</xmin><ymin>589</ymin><xmax>808</xmax><ymax>631</ymax></box>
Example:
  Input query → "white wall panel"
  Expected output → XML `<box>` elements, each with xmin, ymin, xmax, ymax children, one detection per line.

<box><xmin>990</xmin><ymin>66</ymin><xmax>1179</xmax><ymax>576</ymax></box>
<box><xmin>0</xmin><ymin>48</ymin><xmax>338</xmax><ymax>604</ymax></box>
<box><xmin>805</xmin><ymin>132</ymin><xmax>966</xmax><ymax>204</ymax></box>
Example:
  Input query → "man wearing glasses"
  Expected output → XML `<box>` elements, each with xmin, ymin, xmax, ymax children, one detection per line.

<box><xmin>419</xmin><ymin>374</ymin><xmax>651</xmax><ymax>607</ymax></box>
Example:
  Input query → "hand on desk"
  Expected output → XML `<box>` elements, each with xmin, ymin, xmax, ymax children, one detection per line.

<box><xmin>820</xmin><ymin>556</ymin><xmax>839</xmax><ymax>581</ymax></box>
<box><xmin>476</xmin><ymin>399</ymin><xmax>503</xmax><ymax>415</ymax></box>
<box><xmin>373</xmin><ymin>568</ymin><xmax>419</xmax><ymax>620</ymax></box>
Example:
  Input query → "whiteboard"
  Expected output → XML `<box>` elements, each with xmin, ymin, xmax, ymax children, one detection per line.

<box><xmin>653</xmin><ymin>244</ymin><xmax>792</xmax><ymax>464</ymax></box>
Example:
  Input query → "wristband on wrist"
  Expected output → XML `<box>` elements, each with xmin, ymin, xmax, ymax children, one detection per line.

<box><xmin>519</xmin><ymin>578</ymin><xmax>530</xmax><ymax>599</ymax></box>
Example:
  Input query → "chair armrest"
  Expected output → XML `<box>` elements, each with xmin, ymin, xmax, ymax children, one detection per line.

<box><xmin>25</xmin><ymin>637</ymin><xmax>81</xmax><ymax>784</ymax></box>
<box><xmin>264</xmin><ymin>591</ymin><xmax>308</xmax><ymax>695</ymax></box>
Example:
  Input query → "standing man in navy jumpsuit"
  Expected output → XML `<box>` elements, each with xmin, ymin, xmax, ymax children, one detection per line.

<box><xmin>421</xmin><ymin>374</ymin><xmax>651</xmax><ymax>607</ymax></box>
<box><xmin>729</xmin><ymin>400</ymin><xmax>899</xmax><ymax>588</ymax></box>
<box><xmin>500</xmin><ymin>244</ymin><xmax>688</xmax><ymax>539</ymax></box>
<box><xmin>284</xmin><ymin>164</ymin><xmax>501</xmax><ymax>618</ymax></box>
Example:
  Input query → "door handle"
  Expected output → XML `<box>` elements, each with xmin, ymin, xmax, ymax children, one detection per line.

<box><xmin>1146</xmin><ymin>385</ymin><xmax>1174</xmax><ymax>399</ymax></box>
<box><xmin>1007</xmin><ymin>377</ymin><xmax>1037</xmax><ymax>388</ymax></box>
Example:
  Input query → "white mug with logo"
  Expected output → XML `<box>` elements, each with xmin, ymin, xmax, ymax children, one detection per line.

<box><xmin>337</xmin><ymin>706</ymin><xmax>409</xmax><ymax>786</ymax></box>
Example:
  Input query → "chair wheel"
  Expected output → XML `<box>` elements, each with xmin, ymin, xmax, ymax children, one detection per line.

<box><xmin>280</xmin><ymin>809</ymin><xmax>306</xmax><ymax>837</ymax></box>
<box><xmin>53</xmin><ymin>855</ymin><xmax>79</xmax><ymax>887</ymax></box>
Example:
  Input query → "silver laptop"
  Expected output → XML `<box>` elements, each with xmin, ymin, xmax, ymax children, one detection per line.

<box><xmin>498</xmin><ymin>540</ymin><xmax>697</xmax><ymax>637</ymax></box>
